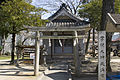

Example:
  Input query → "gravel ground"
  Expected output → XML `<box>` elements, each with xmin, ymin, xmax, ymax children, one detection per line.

<box><xmin>72</xmin><ymin>56</ymin><xmax>120</xmax><ymax>80</ymax></box>
<box><xmin>0</xmin><ymin>60</ymin><xmax>45</xmax><ymax>80</ymax></box>
<box><xmin>0</xmin><ymin>60</ymin><xmax>71</xmax><ymax>80</ymax></box>
<box><xmin>0</xmin><ymin>56</ymin><xmax>120</xmax><ymax>80</ymax></box>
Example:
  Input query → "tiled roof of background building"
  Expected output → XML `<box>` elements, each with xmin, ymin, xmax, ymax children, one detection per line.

<box><xmin>109</xmin><ymin>14</ymin><xmax>120</xmax><ymax>24</ymax></box>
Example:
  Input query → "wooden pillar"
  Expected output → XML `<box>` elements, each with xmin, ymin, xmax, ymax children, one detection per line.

<box><xmin>98</xmin><ymin>31</ymin><xmax>106</xmax><ymax>80</ymax></box>
<box><xmin>73</xmin><ymin>31</ymin><xmax>81</xmax><ymax>76</ymax></box>
<box><xmin>79</xmin><ymin>39</ymin><xmax>85</xmax><ymax>60</ymax></box>
<box><xmin>62</xmin><ymin>39</ymin><xmax>64</xmax><ymax>54</ymax></box>
<box><xmin>34</xmin><ymin>31</ymin><xmax>40</xmax><ymax>76</ymax></box>
<box><xmin>52</xmin><ymin>39</ymin><xmax>54</xmax><ymax>55</ymax></box>
<box><xmin>51</xmin><ymin>32</ymin><xmax>53</xmax><ymax>59</ymax></box>
<box><xmin>51</xmin><ymin>39</ymin><xmax>53</xmax><ymax>58</ymax></box>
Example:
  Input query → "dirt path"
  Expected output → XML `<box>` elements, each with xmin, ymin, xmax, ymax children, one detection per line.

<box><xmin>39</xmin><ymin>61</ymin><xmax>71</xmax><ymax>80</ymax></box>
<box><xmin>1</xmin><ymin>56</ymin><xmax>120</xmax><ymax>80</ymax></box>
<box><xmin>0</xmin><ymin>60</ymin><xmax>71</xmax><ymax>80</ymax></box>
<box><xmin>0</xmin><ymin>60</ymin><xmax>44</xmax><ymax>80</ymax></box>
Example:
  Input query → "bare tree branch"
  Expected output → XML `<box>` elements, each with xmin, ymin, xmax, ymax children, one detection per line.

<box><xmin>69</xmin><ymin>0</ymin><xmax>77</xmax><ymax>14</ymax></box>
<box><xmin>36</xmin><ymin>0</ymin><xmax>88</xmax><ymax>16</ymax></box>
<box><xmin>66</xmin><ymin>1</ymin><xmax>73</xmax><ymax>13</ymax></box>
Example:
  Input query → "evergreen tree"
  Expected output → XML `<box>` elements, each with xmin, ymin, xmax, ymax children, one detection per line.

<box><xmin>0</xmin><ymin>0</ymin><xmax>47</xmax><ymax>64</ymax></box>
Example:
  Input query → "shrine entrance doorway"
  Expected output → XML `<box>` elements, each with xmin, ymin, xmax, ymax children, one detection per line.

<box><xmin>54</xmin><ymin>39</ymin><xmax>73</xmax><ymax>54</ymax></box>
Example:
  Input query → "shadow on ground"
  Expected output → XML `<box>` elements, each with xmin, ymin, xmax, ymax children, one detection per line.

<box><xmin>72</xmin><ymin>72</ymin><xmax>98</xmax><ymax>80</ymax></box>
<box><xmin>44</xmin><ymin>71</ymin><xmax>70</xmax><ymax>80</ymax></box>
<box><xmin>0</xmin><ymin>60</ymin><xmax>44</xmax><ymax>76</ymax></box>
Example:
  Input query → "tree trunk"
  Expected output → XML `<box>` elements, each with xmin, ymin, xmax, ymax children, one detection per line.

<box><xmin>92</xmin><ymin>28</ymin><xmax>95</xmax><ymax>46</ymax></box>
<box><xmin>2</xmin><ymin>34</ymin><xmax>5</xmax><ymax>55</ymax></box>
<box><xmin>100</xmin><ymin>0</ymin><xmax>115</xmax><ymax>30</ymax></box>
<box><xmin>85</xmin><ymin>29</ymin><xmax>91</xmax><ymax>53</ymax></box>
<box><xmin>92</xmin><ymin>28</ymin><xmax>95</xmax><ymax>57</ymax></box>
<box><xmin>106</xmin><ymin>32</ymin><xmax>113</xmax><ymax>72</ymax></box>
<box><xmin>11</xmin><ymin>33</ymin><xmax>16</xmax><ymax>64</ymax></box>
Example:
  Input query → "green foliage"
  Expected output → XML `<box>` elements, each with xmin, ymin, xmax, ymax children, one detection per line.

<box><xmin>78</xmin><ymin>0</ymin><xmax>120</xmax><ymax>29</ymax></box>
<box><xmin>0</xmin><ymin>46</ymin><xmax>2</xmax><ymax>51</ymax></box>
<box><xmin>0</xmin><ymin>0</ymin><xmax>47</xmax><ymax>35</ymax></box>
<box><xmin>115</xmin><ymin>0</ymin><xmax>120</xmax><ymax>13</ymax></box>
<box><xmin>79</xmin><ymin>0</ymin><xmax>102</xmax><ymax>29</ymax></box>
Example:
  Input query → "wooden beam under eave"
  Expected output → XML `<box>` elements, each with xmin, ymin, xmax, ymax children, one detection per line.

<box><xmin>25</xmin><ymin>25</ymin><xmax>90</xmax><ymax>32</ymax></box>
<box><xmin>29</xmin><ymin>28</ymin><xmax>86</xmax><ymax>32</ymax></box>
<box><xmin>40</xmin><ymin>35</ymin><xmax>85</xmax><ymax>39</ymax></box>
<box><xmin>29</xmin><ymin>35</ymin><xmax>85</xmax><ymax>39</ymax></box>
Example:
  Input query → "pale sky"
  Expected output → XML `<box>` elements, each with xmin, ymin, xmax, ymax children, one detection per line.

<box><xmin>31</xmin><ymin>0</ymin><xmax>59</xmax><ymax>19</ymax></box>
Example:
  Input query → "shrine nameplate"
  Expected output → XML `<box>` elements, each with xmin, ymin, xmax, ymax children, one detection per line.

<box><xmin>98</xmin><ymin>31</ymin><xmax>106</xmax><ymax>80</ymax></box>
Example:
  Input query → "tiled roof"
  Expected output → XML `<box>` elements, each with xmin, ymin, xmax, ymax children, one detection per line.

<box><xmin>48</xmin><ymin>3</ymin><xmax>88</xmax><ymax>23</ymax></box>
<box><xmin>111</xmin><ymin>14</ymin><xmax>120</xmax><ymax>24</ymax></box>
<box><xmin>108</xmin><ymin>13</ymin><xmax>120</xmax><ymax>24</ymax></box>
